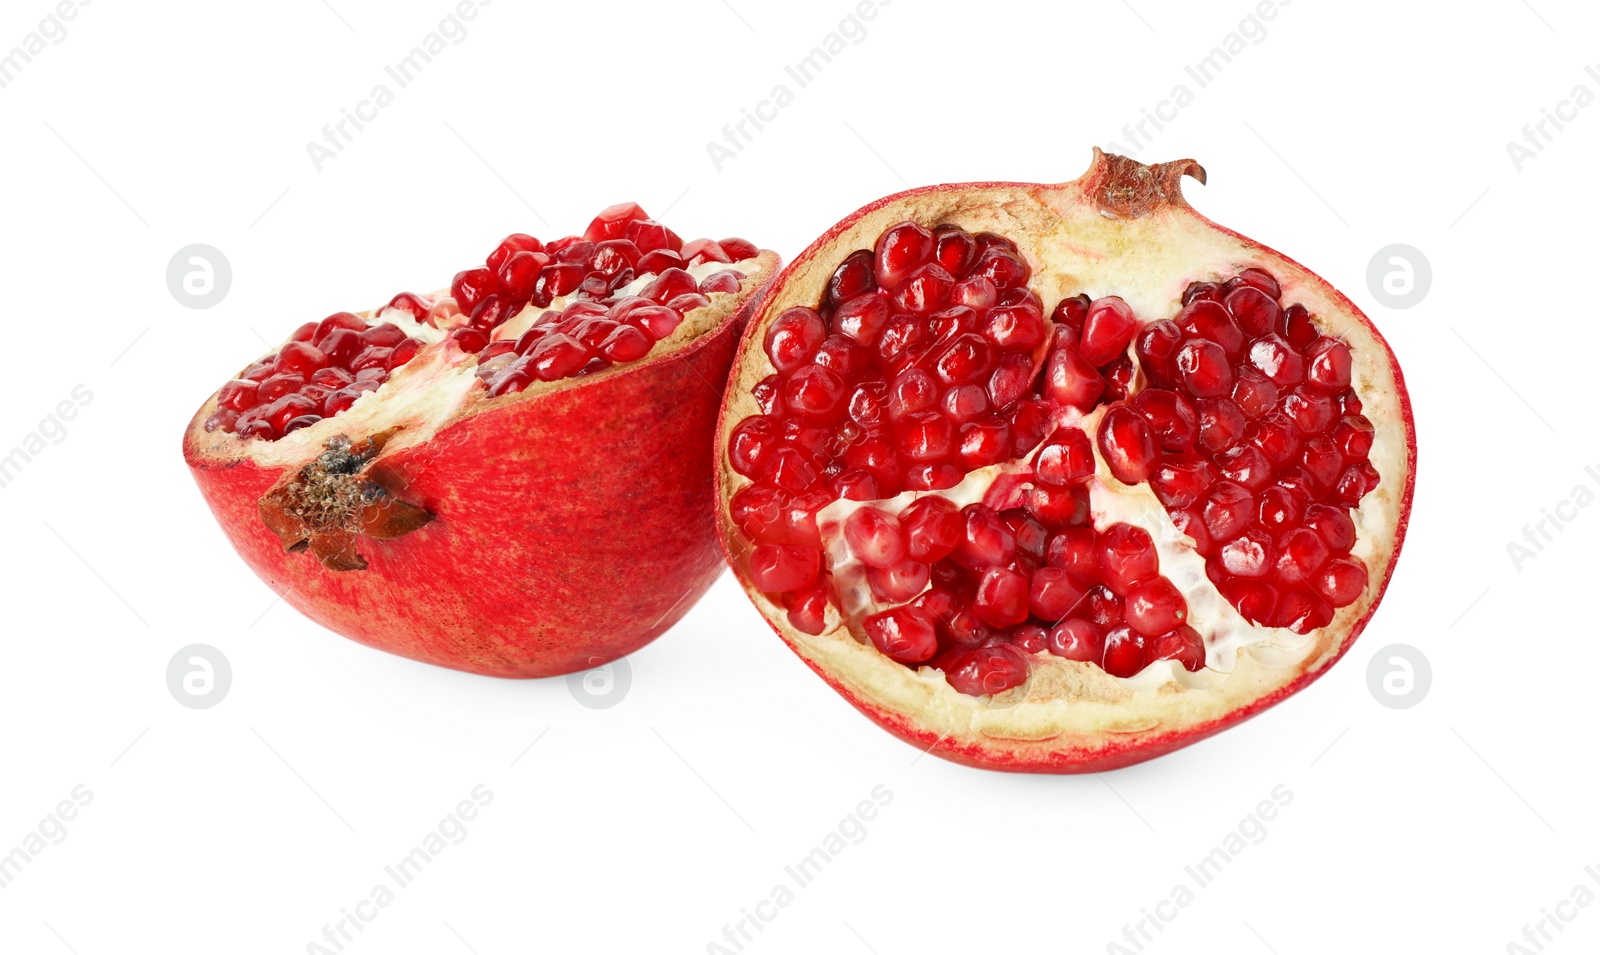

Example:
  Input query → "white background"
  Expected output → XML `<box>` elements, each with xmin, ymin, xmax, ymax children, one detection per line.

<box><xmin>1</xmin><ymin>0</ymin><xmax>1594</xmax><ymax>952</ymax></box>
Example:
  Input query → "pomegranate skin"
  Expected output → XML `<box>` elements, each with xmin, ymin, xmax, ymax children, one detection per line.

<box><xmin>714</xmin><ymin>151</ymin><xmax>1416</xmax><ymax>772</ymax></box>
<box><xmin>186</xmin><ymin>270</ymin><xmax>774</xmax><ymax>678</ymax></box>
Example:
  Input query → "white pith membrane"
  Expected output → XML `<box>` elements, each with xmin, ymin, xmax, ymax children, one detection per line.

<box><xmin>186</xmin><ymin>256</ymin><xmax>774</xmax><ymax>469</ymax></box>
<box><xmin>717</xmin><ymin>160</ymin><xmax>1409</xmax><ymax>758</ymax></box>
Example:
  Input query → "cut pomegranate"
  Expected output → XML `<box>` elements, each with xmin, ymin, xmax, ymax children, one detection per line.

<box><xmin>716</xmin><ymin>151</ymin><xmax>1414</xmax><ymax>772</ymax></box>
<box><xmin>185</xmin><ymin>205</ymin><xmax>778</xmax><ymax>676</ymax></box>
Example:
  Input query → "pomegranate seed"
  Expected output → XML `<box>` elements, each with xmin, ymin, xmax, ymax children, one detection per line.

<box><xmin>1216</xmin><ymin>444</ymin><xmax>1274</xmax><ymax>490</ymax></box>
<box><xmin>681</xmin><ymin>238</ymin><xmax>731</xmax><ymax>267</ymax></box>
<box><xmin>972</xmin><ymin>249</ymin><xmax>1029</xmax><ymax>290</ymax></box>
<box><xmin>629</xmin><ymin>306</ymin><xmax>683</xmax><ymax>340</ymax></box>
<box><xmin>904</xmin><ymin>463</ymin><xmax>963</xmax><ymax>490</ymax></box>
<box><xmin>887</xmin><ymin>368</ymin><xmax>938</xmax><ymax>420</ymax></box>
<box><xmin>1077</xmin><ymin>297</ymin><xmax>1138</xmax><ymax>365</ymax></box>
<box><xmin>700</xmin><ymin>270</ymin><xmax>744</xmax><ymax>295</ymax></box>
<box><xmin>1150</xmin><ymin>457</ymin><xmax>1214</xmax><ymax>508</ymax></box>
<box><xmin>932</xmin><ymin>334</ymin><xmax>993</xmax><ymax>385</ymax></box>
<box><xmin>971</xmin><ymin>567</ymin><xmax>1030</xmax><ymax>628</ymax></box>
<box><xmin>783</xmin><ymin>587</ymin><xmax>830</xmax><ymax>635</ymax></box>
<box><xmin>1220</xmin><ymin>578</ymin><xmax>1278</xmax><ymax>624</ymax></box>
<box><xmin>388</xmin><ymin>338</ymin><xmax>423</xmax><ymax>370</ymax></box>
<box><xmin>1043</xmin><ymin>346</ymin><xmax>1105</xmax><ymax>411</ymax></box>
<box><xmin>874</xmin><ymin>221</ymin><xmax>935</xmax><ymax>287</ymax></box>
<box><xmin>1304</xmin><ymin>503</ymin><xmax>1357</xmax><ymax>552</ymax></box>
<box><xmin>1304</xmin><ymin>337</ymin><xmax>1353</xmax><ymax>391</ymax></box>
<box><xmin>951</xmin><ymin>275</ymin><xmax>998</xmax><ymax>310</ymax></box>
<box><xmin>981</xmin><ymin>304</ymin><xmax>1046</xmax><ymax>352</ymax></box>
<box><xmin>827</xmin><ymin>250</ymin><xmax>876</xmax><ymax>306</ymax></box>
<box><xmin>526</xmin><ymin>334</ymin><xmax>591</xmax><ymax>381</ymax></box>
<box><xmin>720</xmin><ymin>238</ymin><xmax>758</xmax><ymax>260</ymax></box>
<box><xmin>1169</xmin><ymin>507</ymin><xmax>1210</xmax><ymax>552</ymax></box>
<box><xmin>844</xmin><ymin>507</ymin><xmax>907</xmax><ymax>569</ymax></box>
<box><xmin>1183</xmin><ymin>281</ymin><xmax>1223</xmax><ymax>305</ymax></box>
<box><xmin>1219</xmin><ymin>531</ymin><xmax>1274</xmax><ymax>578</ymax></box>
<box><xmin>204</xmin><ymin>409</ymin><xmax>238</xmax><ymax>433</ymax></box>
<box><xmin>899</xmin><ymin>497</ymin><xmax>961</xmax><ymax>562</ymax></box>
<box><xmin>637</xmin><ymin>250</ymin><xmax>686</xmax><ymax>274</ymax></box>
<box><xmin>1101</xmin><ymin>626</ymin><xmax>1150</xmax><ymax>678</ymax></box>
<box><xmin>1098</xmin><ymin>524</ymin><xmax>1159</xmax><ymax>596</ymax></box>
<box><xmin>237</xmin><ymin>418</ymin><xmax>277</xmax><ymax>440</ymax></box>
<box><xmin>451</xmin><ymin>268</ymin><xmax>497</xmax><ymax>316</ymax></box>
<box><xmin>1131</xmin><ymin>389</ymin><xmax>1198</xmax><ymax>452</ymax></box>
<box><xmin>598</xmin><ymin>324</ymin><xmax>652</xmax><ymax>363</ymax></box>
<box><xmin>1177</xmin><ymin>300</ymin><xmax>1244</xmax><ymax>360</ymax></box>
<box><xmin>1280</xmin><ymin>387</ymin><xmax>1336</xmax><ymax>434</ymax></box>
<box><xmin>1333</xmin><ymin>462</ymin><xmax>1380</xmax><ymax>507</ymax></box>
<box><xmin>942</xmin><ymin>645</ymin><xmax>1029</xmax><ymax>696</ymax></box>
<box><xmin>1025</xmin><ymin>483</ymin><xmax>1089</xmax><ymax>530</ymax></box>
<box><xmin>1256</xmin><ymin>486</ymin><xmax>1303</xmax><ymax>535</ymax></box>
<box><xmin>953</xmin><ymin>416</ymin><xmax>1010</xmax><ymax>470</ymax></box>
<box><xmin>861</xmin><ymin>606</ymin><xmax>938</xmax><ymax>663</ymax></box>
<box><xmin>1282</xmin><ymin>304</ymin><xmax>1319</xmax><ymax>349</ymax></box>
<box><xmin>624</xmin><ymin>218</ymin><xmax>682</xmax><ymax>255</ymax></box>
<box><xmin>1047</xmin><ymin>619</ymin><xmax>1102</xmax><ymax>661</ymax></box>
<box><xmin>1135</xmin><ymin>320</ymin><xmax>1184</xmax><ymax>388</ymax></box>
<box><xmin>832</xmin><ymin>469</ymin><xmax>880</xmax><ymax>501</ymax></box>
<box><xmin>1124</xmin><ymin>577</ymin><xmax>1187</xmax><ymax>637</ymax></box>
<box><xmin>1276</xmin><ymin>588</ymin><xmax>1333</xmax><ymax>633</ymax></box>
<box><xmin>218</xmin><ymin>379</ymin><xmax>259</xmax><ymax>412</ymax></box>
<box><xmin>1097</xmin><ymin>407</ymin><xmax>1158</xmax><ymax>485</ymax></box>
<box><xmin>940</xmin><ymin>384</ymin><xmax>989</xmax><ymax>423</ymax></box>
<box><xmin>1149</xmin><ymin>626</ymin><xmax>1205</xmax><ymax>671</ymax></box>
<box><xmin>1301</xmin><ymin>435</ymin><xmax>1344</xmax><ymax>489</ymax></box>
<box><xmin>1174</xmin><ymin>339</ymin><xmax>1234</xmax><ymax>398</ymax></box>
<box><xmin>1203</xmin><ymin>482</ymin><xmax>1254</xmax><ymax>541</ymax></box>
<box><xmin>952</xmin><ymin>505</ymin><xmax>1015</xmax><ymax>570</ymax></box>
<box><xmin>784</xmin><ymin>366</ymin><xmax>848</xmax><ymax>420</ymax></box>
<box><xmin>893</xmin><ymin>263</ymin><xmax>955</xmax><ymax>314</ymax></box>
<box><xmin>1232</xmin><ymin>368</ymin><xmax>1280</xmax><ymax>419</ymax></box>
<box><xmin>313</xmin><ymin>312</ymin><xmax>366</xmax><ymax>346</ymax></box>
<box><xmin>748</xmin><ymin>543</ymin><xmax>821</xmax><ymax>593</ymax></box>
<box><xmin>765</xmin><ymin>308</ymin><xmax>826</xmax><ymax>372</ymax></box>
<box><xmin>1225</xmin><ymin>286</ymin><xmax>1280</xmax><ymax>337</ymax></box>
<box><xmin>257</xmin><ymin>373</ymin><xmax>304</xmax><ymax>404</ymax></box>
<box><xmin>935</xmin><ymin>230</ymin><xmax>976</xmax><ymax>274</ymax></box>
<box><xmin>1231</xmin><ymin>267</ymin><xmax>1281</xmax><ymax>299</ymax></box>
<box><xmin>832</xmin><ymin>293</ymin><xmax>890</xmax><ymax>346</ymax></box>
<box><xmin>1248</xmin><ymin>334</ymin><xmax>1305</xmax><ymax>387</ymax></box>
<box><xmin>264</xmin><ymin>394</ymin><xmax>319</xmax><ymax>433</ymax></box>
<box><xmin>242</xmin><ymin>361</ymin><xmax>276</xmax><ymax>382</ymax></box>
<box><xmin>1028</xmin><ymin>567</ymin><xmax>1085</xmax><ymax>622</ymax></box>
<box><xmin>1196</xmin><ymin>398</ymin><xmax>1247</xmax><ymax>454</ymax></box>
<box><xmin>1314</xmin><ymin>556</ymin><xmax>1367</xmax><ymax>606</ymax></box>
<box><xmin>581</xmin><ymin>202</ymin><xmax>647</xmax><ymax>242</ymax></box>
<box><xmin>1274</xmin><ymin>528</ymin><xmax>1330</xmax><ymax>586</ymax></box>
<box><xmin>1333</xmin><ymin>415</ymin><xmax>1375</xmax><ymax>459</ymax></box>
<box><xmin>290</xmin><ymin>322</ymin><xmax>318</xmax><ymax>342</ymax></box>
<box><xmin>867</xmin><ymin>559</ymin><xmax>931</xmax><ymax>603</ymax></box>
<box><xmin>1034</xmin><ymin>428</ymin><xmax>1094</xmax><ymax>486</ymax></box>
<box><xmin>1008</xmin><ymin>400</ymin><xmax>1049</xmax><ymax>456</ymax></box>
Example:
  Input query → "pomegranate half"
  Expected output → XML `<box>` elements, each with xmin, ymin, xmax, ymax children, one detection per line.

<box><xmin>714</xmin><ymin>152</ymin><xmax>1414</xmax><ymax>771</ymax></box>
<box><xmin>184</xmin><ymin>204</ymin><xmax>778</xmax><ymax>677</ymax></box>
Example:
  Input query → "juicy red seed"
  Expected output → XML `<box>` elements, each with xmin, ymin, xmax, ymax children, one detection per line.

<box><xmin>903</xmin><ymin>463</ymin><xmax>963</xmax><ymax>490</ymax></box>
<box><xmin>1048</xmin><ymin>619</ymin><xmax>1103</xmax><ymax>661</ymax></box>
<box><xmin>583</xmin><ymin>202</ymin><xmax>649</xmax><ymax>242</ymax></box>
<box><xmin>953</xmin><ymin>416</ymin><xmax>1011</xmax><ymax>470</ymax></box>
<box><xmin>863</xmin><ymin>607</ymin><xmax>939</xmax><ymax>663</ymax></box>
<box><xmin>682</xmin><ymin>238</ymin><xmax>731</xmax><ymax>267</ymax></box>
<box><xmin>1216</xmin><ymin>444</ymin><xmax>1274</xmax><ymax>491</ymax></box>
<box><xmin>1282</xmin><ymin>304</ymin><xmax>1319</xmax><ymax>349</ymax></box>
<box><xmin>218</xmin><ymin>379</ymin><xmax>258</xmax><ymax>411</ymax></box>
<box><xmin>1047</xmin><ymin>526</ymin><xmax>1097</xmax><ymax>581</ymax></box>
<box><xmin>1044</xmin><ymin>346</ymin><xmax>1105</xmax><ymax>411</ymax></box>
<box><xmin>765</xmin><ymin>308</ymin><xmax>826</xmax><ymax>372</ymax></box>
<box><xmin>1333</xmin><ymin>415</ymin><xmax>1375</xmax><ymax>459</ymax></box>
<box><xmin>833</xmin><ymin>470</ymin><xmax>881</xmax><ymax>501</ymax></box>
<box><xmin>748</xmin><ymin>543</ymin><xmax>821</xmax><ymax>593</ymax></box>
<box><xmin>499</xmin><ymin>251</ymin><xmax>550</xmax><ymax>301</ymax></box>
<box><xmin>1303</xmin><ymin>503</ymin><xmax>1356</xmax><ymax>553</ymax></box>
<box><xmin>1334</xmin><ymin>462</ymin><xmax>1380</xmax><ymax>507</ymax></box>
<box><xmin>641</xmin><ymin>268</ymin><xmax>698</xmax><ymax>304</ymax></box>
<box><xmin>1130</xmin><ymin>388</ymin><xmax>1198</xmax><ymax>452</ymax></box>
<box><xmin>1305</xmin><ymin>337</ymin><xmax>1353</xmax><ymax>391</ymax></box>
<box><xmin>1256</xmin><ymin>486</ymin><xmax>1303</xmax><ymax>534</ymax></box>
<box><xmin>1124</xmin><ymin>578</ymin><xmax>1187</xmax><ymax>637</ymax></box>
<box><xmin>888</xmin><ymin>368</ymin><xmax>938</xmax><ymax>420</ymax></box>
<box><xmin>1220</xmin><ymin>578</ymin><xmax>1278</xmax><ymax>624</ymax></box>
<box><xmin>1008</xmin><ymin>400</ymin><xmax>1049</xmax><ymax>457</ymax></box>
<box><xmin>973</xmin><ymin>249</ymin><xmax>1029</xmax><ymax>290</ymax></box>
<box><xmin>1174</xmin><ymin>339</ymin><xmax>1234</xmax><ymax>398</ymax></box>
<box><xmin>981</xmin><ymin>304</ymin><xmax>1046</xmax><ymax>352</ymax></box>
<box><xmin>1276</xmin><ymin>588</ymin><xmax>1333</xmax><ymax>634</ymax></box>
<box><xmin>598</xmin><ymin>324</ymin><xmax>652</xmax><ymax>363</ymax></box>
<box><xmin>314</xmin><ymin>312</ymin><xmax>366</xmax><ymax>346</ymax></box>
<box><xmin>1177</xmin><ymin>300</ymin><xmax>1244</xmax><ymax>360</ymax></box>
<box><xmin>290</xmin><ymin>321</ymin><xmax>318</xmax><ymax>342</ymax></box>
<box><xmin>1169</xmin><ymin>507</ymin><xmax>1210</xmax><ymax>552</ymax></box>
<box><xmin>265</xmin><ymin>394</ymin><xmax>319</xmax><ymax>433</ymax></box>
<box><xmin>1232</xmin><ymin>368</ymin><xmax>1280</xmax><ymax>419</ymax></box>
<box><xmin>1315</xmin><ymin>557</ymin><xmax>1367</xmax><ymax>606</ymax></box>
<box><xmin>901</xmin><ymin>497</ymin><xmax>962</xmax><ymax>562</ymax></box>
<box><xmin>637</xmin><ymin>250</ymin><xmax>686</xmax><ymax>274</ymax></box>
<box><xmin>784</xmin><ymin>366</ymin><xmax>848</xmax><ymax>419</ymax></box>
<box><xmin>935</xmin><ymin>230</ymin><xmax>976</xmax><ymax>274</ymax></box>
<box><xmin>1149</xmin><ymin>626</ymin><xmax>1205</xmax><ymax>671</ymax></box>
<box><xmin>1301</xmin><ymin>435</ymin><xmax>1344</xmax><ymax>489</ymax></box>
<box><xmin>700</xmin><ymin>270</ymin><xmax>744</xmax><ymax>295</ymax></box>
<box><xmin>972</xmin><ymin>567</ymin><xmax>1030</xmax><ymax>628</ymax></box>
<box><xmin>783</xmin><ymin>587</ymin><xmax>830</xmax><ymax>635</ymax></box>
<box><xmin>941</xmin><ymin>384</ymin><xmax>989</xmax><ymax>422</ymax></box>
<box><xmin>952</xmin><ymin>505</ymin><xmax>1016</xmax><ymax>570</ymax></box>
<box><xmin>1274</xmin><ymin>528</ymin><xmax>1330</xmax><ymax>586</ymax></box>
<box><xmin>833</xmin><ymin>294</ymin><xmax>891</xmax><ymax>346</ymax></box>
<box><xmin>388</xmin><ymin>338</ymin><xmax>423</xmax><ymax>370</ymax></box>
<box><xmin>1135</xmin><ymin>320</ymin><xmax>1183</xmax><ymax>387</ymax></box>
<box><xmin>629</xmin><ymin>305</ymin><xmax>683</xmax><ymax>340</ymax></box>
<box><xmin>451</xmin><ymin>268</ymin><xmax>497</xmax><ymax>315</ymax></box>
<box><xmin>257</xmin><ymin>373</ymin><xmax>304</xmax><ymax>404</ymax></box>
<box><xmin>1077</xmin><ymin>297</ymin><xmax>1138</xmax><ymax>366</ymax></box>
<box><xmin>721</xmin><ymin>238</ymin><xmax>758</xmax><ymax>260</ymax></box>
<box><xmin>1028</xmin><ymin>567</ymin><xmax>1085</xmax><ymax>622</ymax></box>
<box><xmin>874</xmin><ymin>221</ymin><xmax>935</xmax><ymax>287</ymax></box>
<box><xmin>1196</xmin><ymin>398</ymin><xmax>1247</xmax><ymax>454</ymax></box>
<box><xmin>893</xmin><ymin>263</ymin><xmax>955</xmax><ymax>314</ymax></box>
<box><xmin>1034</xmin><ymin>428</ymin><xmax>1094</xmax><ymax>486</ymax></box>
<box><xmin>1225</xmin><ymin>286</ymin><xmax>1280</xmax><ymax>338</ymax></box>
<box><xmin>827</xmin><ymin>250</ymin><xmax>876</xmax><ymax>306</ymax></box>
<box><xmin>527</xmin><ymin>334</ymin><xmax>591</xmax><ymax>381</ymax></box>
<box><xmin>867</xmin><ymin>560</ymin><xmax>930</xmax><ymax>603</ymax></box>
<box><xmin>1101</xmin><ymin>626</ymin><xmax>1150</xmax><ymax>678</ymax></box>
<box><xmin>1098</xmin><ymin>524</ymin><xmax>1159</xmax><ymax>596</ymax></box>
<box><xmin>624</xmin><ymin>218</ymin><xmax>681</xmax><ymax>254</ymax></box>
<box><xmin>1151</xmin><ymin>457</ymin><xmax>1214</xmax><ymax>508</ymax></box>
<box><xmin>844</xmin><ymin>507</ymin><xmax>907</xmax><ymax>569</ymax></box>
<box><xmin>932</xmin><ymin>334</ymin><xmax>993</xmax><ymax>385</ymax></box>
<box><xmin>942</xmin><ymin>645</ymin><xmax>1030</xmax><ymax>696</ymax></box>
<box><xmin>1249</xmin><ymin>334</ymin><xmax>1305</xmax><ymax>387</ymax></box>
<box><xmin>1097</xmin><ymin>407</ymin><xmax>1158</xmax><ymax>485</ymax></box>
<box><xmin>1203</xmin><ymin>481</ymin><xmax>1254</xmax><ymax>541</ymax></box>
<box><xmin>1025</xmin><ymin>483</ymin><xmax>1089</xmax><ymax>530</ymax></box>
